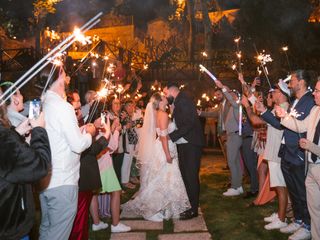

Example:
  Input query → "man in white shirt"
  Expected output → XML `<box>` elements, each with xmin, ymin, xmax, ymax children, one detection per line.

<box><xmin>38</xmin><ymin>65</ymin><xmax>94</xmax><ymax>240</ymax></box>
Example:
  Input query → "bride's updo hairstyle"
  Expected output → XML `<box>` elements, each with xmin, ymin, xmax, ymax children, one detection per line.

<box><xmin>151</xmin><ymin>92</ymin><xmax>162</xmax><ymax>110</ymax></box>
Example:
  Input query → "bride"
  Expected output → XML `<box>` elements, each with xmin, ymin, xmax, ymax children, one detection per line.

<box><xmin>121</xmin><ymin>92</ymin><xmax>190</xmax><ymax>222</ymax></box>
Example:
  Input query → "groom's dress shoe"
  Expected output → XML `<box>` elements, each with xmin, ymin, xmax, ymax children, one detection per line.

<box><xmin>179</xmin><ymin>210</ymin><xmax>198</xmax><ymax>220</ymax></box>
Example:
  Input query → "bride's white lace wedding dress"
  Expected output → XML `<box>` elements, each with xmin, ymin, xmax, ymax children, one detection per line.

<box><xmin>121</xmin><ymin>121</ymin><xmax>191</xmax><ymax>220</ymax></box>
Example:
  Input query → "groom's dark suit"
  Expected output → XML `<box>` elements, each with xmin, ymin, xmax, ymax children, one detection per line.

<box><xmin>169</xmin><ymin>91</ymin><xmax>205</xmax><ymax>214</ymax></box>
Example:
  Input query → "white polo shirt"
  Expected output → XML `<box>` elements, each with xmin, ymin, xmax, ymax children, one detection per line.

<box><xmin>43</xmin><ymin>90</ymin><xmax>92</xmax><ymax>189</ymax></box>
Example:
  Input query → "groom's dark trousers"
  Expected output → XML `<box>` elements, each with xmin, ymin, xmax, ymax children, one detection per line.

<box><xmin>177</xmin><ymin>143</ymin><xmax>202</xmax><ymax>213</ymax></box>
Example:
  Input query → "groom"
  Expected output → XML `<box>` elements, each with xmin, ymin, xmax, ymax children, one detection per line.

<box><xmin>164</xmin><ymin>82</ymin><xmax>205</xmax><ymax>220</ymax></box>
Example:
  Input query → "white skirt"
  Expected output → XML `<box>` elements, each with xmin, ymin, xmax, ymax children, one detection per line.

<box><xmin>268</xmin><ymin>161</ymin><xmax>286</xmax><ymax>188</ymax></box>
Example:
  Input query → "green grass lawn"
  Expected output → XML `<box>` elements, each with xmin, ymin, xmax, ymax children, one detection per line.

<box><xmin>200</xmin><ymin>151</ymin><xmax>288</xmax><ymax>240</ymax></box>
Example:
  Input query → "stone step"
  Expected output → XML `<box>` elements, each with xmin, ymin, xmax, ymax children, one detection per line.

<box><xmin>121</xmin><ymin>220</ymin><xmax>163</xmax><ymax>231</ymax></box>
<box><xmin>158</xmin><ymin>232</ymin><xmax>212</xmax><ymax>240</ymax></box>
<box><xmin>173</xmin><ymin>212</ymin><xmax>208</xmax><ymax>232</ymax></box>
<box><xmin>110</xmin><ymin>232</ymin><xmax>146</xmax><ymax>240</ymax></box>
<box><xmin>120</xmin><ymin>211</ymin><xmax>142</xmax><ymax>219</ymax></box>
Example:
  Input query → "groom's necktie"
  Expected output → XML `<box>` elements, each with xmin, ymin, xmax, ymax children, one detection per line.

<box><xmin>311</xmin><ymin>119</ymin><xmax>320</xmax><ymax>162</ymax></box>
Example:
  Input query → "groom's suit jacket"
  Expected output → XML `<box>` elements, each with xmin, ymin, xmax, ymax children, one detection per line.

<box><xmin>169</xmin><ymin>91</ymin><xmax>205</xmax><ymax>147</ymax></box>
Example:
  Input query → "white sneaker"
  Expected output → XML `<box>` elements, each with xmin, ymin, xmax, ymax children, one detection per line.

<box><xmin>92</xmin><ymin>221</ymin><xmax>108</xmax><ymax>231</ymax></box>
<box><xmin>111</xmin><ymin>222</ymin><xmax>131</xmax><ymax>233</ymax></box>
<box><xmin>264</xmin><ymin>218</ymin><xmax>287</xmax><ymax>230</ymax></box>
<box><xmin>288</xmin><ymin>227</ymin><xmax>311</xmax><ymax>240</ymax></box>
<box><xmin>280</xmin><ymin>222</ymin><xmax>302</xmax><ymax>234</ymax></box>
<box><xmin>264</xmin><ymin>212</ymin><xmax>278</xmax><ymax>222</ymax></box>
<box><xmin>237</xmin><ymin>186</ymin><xmax>244</xmax><ymax>194</ymax></box>
<box><xmin>145</xmin><ymin>212</ymin><xmax>164</xmax><ymax>222</ymax></box>
<box><xmin>223</xmin><ymin>188</ymin><xmax>242</xmax><ymax>196</ymax></box>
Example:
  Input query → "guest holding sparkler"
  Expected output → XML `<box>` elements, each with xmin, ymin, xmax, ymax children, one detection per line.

<box><xmin>81</xmin><ymin>90</ymin><xmax>97</xmax><ymax>123</ymax></box>
<box><xmin>0</xmin><ymin>87</ymin><xmax>51</xmax><ymax>240</ymax></box>
<box><xmin>276</xmin><ymin>77</ymin><xmax>320</xmax><ymax>240</ymax></box>
<box><xmin>199</xmin><ymin>81</ymin><xmax>243</xmax><ymax>197</ymax></box>
<box><xmin>38</xmin><ymin>64</ymin><xmax>93</xmax><ymax>240</ymax></box>
<box><xmin>256</xmin><ymin>70</ymin><xmax>314</xmax><ymax>240</ymax></box>
<box><xmin>0</xmin><ymin>82</ymin><xmax>27</xmax><ymax>127</ymax></box>
<box><xmin>120</xmin><ymin>100</ymin><xmax>140</xmax><ymax>189</ymax></box>
<box><xmin>108</xmin><ymin>97</ymin><xmax>125</xmax><ymax>184</ymax></box>
<box><xmin>66</xmin><ymin>90</ymin><xmax>109</xmax><ymax>239</ymax></box>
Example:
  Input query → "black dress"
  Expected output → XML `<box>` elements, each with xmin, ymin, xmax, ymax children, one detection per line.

<box><xmin>78</xmin><ymin>136</ymin><xmax>108</xmax><ymax>192</ymax></box>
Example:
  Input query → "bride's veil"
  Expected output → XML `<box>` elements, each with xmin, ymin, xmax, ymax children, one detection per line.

<box><xmin>137</xmin><ymin>100</ymin><xmax>156</xmax><ymax>167</ymax></box>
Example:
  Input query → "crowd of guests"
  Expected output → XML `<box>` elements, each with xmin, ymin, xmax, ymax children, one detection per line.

<box><xmin>1</xmin><ymin>65</ymin><xmax>320</xmax><ymax>240</ymax></box>
<box><xmin>199</xmin><ymin>69</ymin><xmax>320</xmax><ymax>240</ymax></box>
<box><xmin>0</xmin><ymin>63</ymin><xmax>149</xmax><ymax>239</ymax></box>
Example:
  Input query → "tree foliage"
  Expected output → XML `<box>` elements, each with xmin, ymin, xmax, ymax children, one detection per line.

<box><xmin>33</xmin><ymin>0</ymin><xmax>62</xmax><ymax>23</ymax></box>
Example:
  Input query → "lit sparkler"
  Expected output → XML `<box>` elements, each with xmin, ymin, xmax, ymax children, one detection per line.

<box><xmin>231</xmin><ymin>64</ymin><xmax>240</xmax><ymax>74</ymax></box>
<box><xmin>281</xmin><ymin>45</ymin><xmax>291</xmax><ymax>72</ymax></box>
<box><xmin>202</xmin><ymin>51</ymin><xmax>208</xmax><ymax>57</ymax></box>
<box><xmin>255</xmin><ymin>50</ymin><xmax>273</xmax><ymax>89</ymax></box>
<box><xmin>74</xmin><ymin>27</ymin><xmax>92</xmax><ymax>45</ymax></box>
<box><xmin>234</xmin><ymin>37</ymin><xmax>242</xmax><ymax>73</ymax></box>
<box><xmin>97</xmin><ymin>87</ymin><xmax>109</xmax><ymax>99</ymax></box>
<box><xmin>199</xmin><ymin>64</ymin><xmax>218</xmax><ymax>82</ymax></box>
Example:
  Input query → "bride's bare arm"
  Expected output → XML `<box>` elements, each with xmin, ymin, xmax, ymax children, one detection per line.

<box><xmin>157</xmin><ymin>111</ymin><xmax>172</xmax><ymax>164</ymax></box>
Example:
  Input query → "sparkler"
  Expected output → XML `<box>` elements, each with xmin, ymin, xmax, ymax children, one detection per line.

<box><xmin>202</xmin><ymin>51</ymin><xmax>208</xmax><ymax>58</ymax></box>
<box><xmin>281</xmin><ymin>45</ymin><xmax>291</xmax><ymax>72</ymax></box>
<box><xmin>239</xmin><ymin>101</ymin><xmax>243</xmax><ymax>136</ymax></box>
<box><xmin>0</xmin><ymin>12</ymin><xmax>103</xmax><ymax>105</ymax></box>
<box><xmin>199</xmin><ymin>64</ymin><xmax>218</xmax><ymax>82</ymax></box>
<box><xmin>231</xmin><ymin>64</ymin><xmax>240</xmax><ymax>74</ymax></box>
<box><xmin>116</xmin><ymin>84</ymin><xmax>124</xmax><ymax>100</ymax></box>
<box><xmin>288</xmin><ymin>108</ymin><xmax>303</xmax><ymax>138</ymax></box>
<box><xmin>254</xmin><ymin>48</ymin><xmax>273</xmax><ymax>89</ymax></box>
<box><xmin>234</xmin><ymin>37</ymin><xmax>242</xmax><ymax>73</ymax></box>
<box><xmin>257</xmin><ymin>66</ymin><xmax>262</xmax><ymax>76</ymax></box>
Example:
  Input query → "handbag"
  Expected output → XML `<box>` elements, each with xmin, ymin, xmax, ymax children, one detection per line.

<box><xmin>127</xmin><ymin>128</ymin><xmax>138</xmax><ymax>145</ymax></box>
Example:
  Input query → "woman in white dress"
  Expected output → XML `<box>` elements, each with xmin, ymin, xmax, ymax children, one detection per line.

<box><xmin>121</xmin><ymin>93</ymin><xmax>190</xmax><ymax>222</ymax></box>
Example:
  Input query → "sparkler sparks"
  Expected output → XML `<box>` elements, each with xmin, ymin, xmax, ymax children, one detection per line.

<box><xmin>202</xmin><ymin>51</ymin><xmax>208</xmax><ymax>57</ymax></box>
<box><xmin>73</xmin><ymin>27</ymin><xmax>92</xmax><ymax>45</ymax></box>
<box><xmin>234</xmin><ymin>37</ymin><xmax>241</xmax><ymax>43</ymax></box>
<box><xmin>289</xmin><ymin>109</ymin><xmax>303</xmax><ymax>119</ymax></box>
<box><xmin>282</xmin><ymin>46</ymin><xmax>288</xmax><ymax>52</ymax></box>
<box><xmin>97</xmin><ymin>87</ymin><xmax>109</xmax><ymax>99</ymax></box>
<box><xmin>257</xmin><ymin>67</ymin><xmax>262</xmax><ymax>76</ymax></box>
<box><xmin>257</xmin><ymin>52</ymin><xmax>273</xmax><ymax>65</ymax></box>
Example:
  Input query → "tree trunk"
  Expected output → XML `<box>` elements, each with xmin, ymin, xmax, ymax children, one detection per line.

<box><xmin>186</xmin><ymin>0</ymin><xmax>195</xmax><ymax>62</ymax></box>
<box><xmin>200</xmin><ymin>0</ymin><xmax>213</xmax><ymax>58</ymax></box>
<box><xmin>35</xmin><ymin>18</ymin><xmax>45</xmax><ymax>60</ymax></box>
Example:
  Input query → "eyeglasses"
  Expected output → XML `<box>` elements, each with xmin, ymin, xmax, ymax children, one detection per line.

<box><xmin>313</xmin><ymin>88</ymin><xmax>320</xmax><ymax>94</ymax></box>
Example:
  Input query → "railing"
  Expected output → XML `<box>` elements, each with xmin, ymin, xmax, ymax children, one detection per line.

<box><xmin>0</xmin><ymin>47</ymin><xmax>45</xmax><ymax>72</ymax></box>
